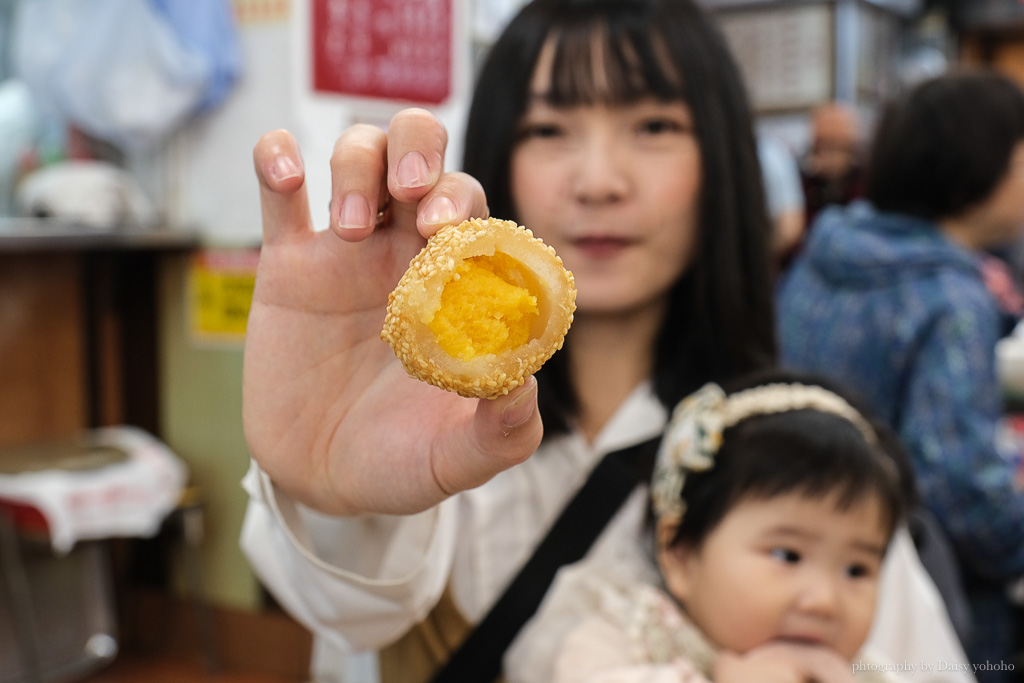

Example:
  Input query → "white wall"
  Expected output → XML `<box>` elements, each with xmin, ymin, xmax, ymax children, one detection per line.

<box><xmin>155</xmin><ymin>0</ymin><xmax>473</xmax><ymax>246</ymax></box>
<box><xmin>155</xmin><ymin>0</ymin><xmax>924</xmax><ymax>244</ymax></box>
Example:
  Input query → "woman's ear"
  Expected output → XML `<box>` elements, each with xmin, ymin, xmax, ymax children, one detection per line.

<box><xmin>656</xmin><ymin>516</ymin><xmax>693</xmax><ymax>603</ymax></box>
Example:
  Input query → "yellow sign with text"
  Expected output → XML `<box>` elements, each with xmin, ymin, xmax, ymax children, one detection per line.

<box><xmin>188</xmin><ymin>249</ymin><xmax>260</xmax><ymax>345</ymax></box>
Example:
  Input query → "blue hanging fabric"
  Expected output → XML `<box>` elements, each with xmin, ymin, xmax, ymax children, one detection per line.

<box><xmin>147</xmin><ymin>0</ymin><xmax>243</xmax><ymax>112</ymax></box>
<box><xmin>11</xmin><ymin>0</ymin><xmax>242</xmax><ymax>152</ymax></box>
<box><xmin>12</xmin><ymin>0</ymin><xmax>210</xmax><ymax>152</ymax></box>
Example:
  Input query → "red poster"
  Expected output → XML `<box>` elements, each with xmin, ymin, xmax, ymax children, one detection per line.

<box><xmin>312</xmin><ymin>0</ymin><xmax>452</xmax><ymax>104</ymax></box>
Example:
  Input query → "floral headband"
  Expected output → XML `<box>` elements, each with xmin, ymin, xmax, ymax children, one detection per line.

<box><xmin>651</xmin><ymin>382</ymin><xmax>878</xmax><ymax>526</ymax></box>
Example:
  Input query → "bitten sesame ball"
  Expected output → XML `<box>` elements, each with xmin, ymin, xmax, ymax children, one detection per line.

<box><xmin>381</xmin><ymin>217</ymin><xmax>576</xmax><ymax>399</ymax></box>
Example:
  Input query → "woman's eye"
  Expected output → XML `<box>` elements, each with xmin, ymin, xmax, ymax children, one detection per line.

<box><xmin>638</xmin><ymin>118</ymin><xmax>685</xmax><ymax>135</ymax></box>
<box><xmin>770</xmin><ymin>548</ymin><xmax>801</xmax><ymax>564</ymax></box>
<box><xmin>518</xmin><ymin>123</ymin><xmax>563</xmax><ymax>140</ymax></box>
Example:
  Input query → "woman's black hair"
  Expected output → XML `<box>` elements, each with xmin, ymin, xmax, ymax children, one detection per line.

<box><xmin>668</xmin><ymin>368</ymin><xmax>915</xmax><ymax>550</ymax></box>
<box><xmin>867</xmin><ymin>69</ymin><xmax>1024</xmax><ymax>221</ymax></box>
<box><xmin>462</xmin><ymin>0</ymin><xmax>777</xmax><ymax>436</ymax></box>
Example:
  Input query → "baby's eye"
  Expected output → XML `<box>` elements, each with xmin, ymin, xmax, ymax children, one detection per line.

<box><xmin>770</xmin><ymin>548</ymin><xmax>801</xmax><ymax>564</ymax></box>
<box><xmin>845</xmin><ymin>563</ymin><xmax>874</xmax><ymax>579</ymax></box>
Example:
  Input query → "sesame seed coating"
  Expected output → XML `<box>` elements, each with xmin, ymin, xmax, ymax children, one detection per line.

<box><xmin>381</xmin><ymin>217</ymin><xmax>576</xmax><ymax>399</ymax></box>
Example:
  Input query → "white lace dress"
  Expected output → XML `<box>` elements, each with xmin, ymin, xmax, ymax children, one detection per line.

<box><xmin>507</xmin><ymin>564</ymin><xmax>903</xmax><ymax>683</ymax></box>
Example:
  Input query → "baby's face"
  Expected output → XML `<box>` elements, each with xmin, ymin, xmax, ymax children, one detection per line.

<box><xmin>659</xmin><ymin>491</ymin><xmax>888</xmax><ymax>661</ymax></box>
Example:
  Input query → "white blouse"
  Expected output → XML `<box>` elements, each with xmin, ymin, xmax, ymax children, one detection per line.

<box><xmin>240</xmin><ymin>382</ymin><xmax>975</xmax><ymax>683</ymax></box>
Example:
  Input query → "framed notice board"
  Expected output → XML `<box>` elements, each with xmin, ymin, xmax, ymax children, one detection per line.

<box><xmin>716</xmin><ymin>3</ymin><xmax>835</xmax><ymax>113</ymax></box>
<box><xmin>311</xmin><ymin>0</ymin><xmax>453</xmax><ymax>104</ymax></box>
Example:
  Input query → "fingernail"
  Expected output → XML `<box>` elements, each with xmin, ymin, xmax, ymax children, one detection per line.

<box><xmin>337</xmin><ymin>193</ymin><xmax>371</xmax><ymax>230</ymax></box>
<box><xmin>422</xmin><ymin>196</ymin><xmax>457</xmax><ymax>226</ymax></box>
<box><xmin>501</xmin><ymin>376</ymin><xmax>538</xmax><ymax>429</ymax></box>
<box><xmin>268</xmin><ymin>155</ymin><xmax>301</xmax><ymax>183</ymax></box>
<box><xmin>396</xmin><ymin>151</ymin><xmax>431</xmax><ymax>189</ymax></box>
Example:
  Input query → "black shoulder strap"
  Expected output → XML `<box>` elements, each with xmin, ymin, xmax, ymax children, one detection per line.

<box><xmin>430</xmin><ymin>436</ymin><xmax>661</xmax><ymax>683</ymax></box>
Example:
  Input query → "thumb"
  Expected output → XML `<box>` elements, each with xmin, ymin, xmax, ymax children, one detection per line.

<box><xmin>253</xmin><ymin>129</ymin><xmax>313</xmax><ymax>245</ymax></box>
<box><xmin>433</xmin><ymin>377</ymin><xmax>543</xmax><ymax>495</ymax></box>
<box><xmin>484</xmin><ymin>375</ymin><xmax>543</xmax><ymax>447</ymax></box>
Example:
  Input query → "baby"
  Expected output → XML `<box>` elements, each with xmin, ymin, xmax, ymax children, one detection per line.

<box><xmin>537</xmin><ymin>370</ymin><xmax>913</xmax><ymax>682</ymax></box>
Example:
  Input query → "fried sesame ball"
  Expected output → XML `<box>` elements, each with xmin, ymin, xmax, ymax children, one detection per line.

<box><xmin>382</xmin><ymin>217</ymin><xmax>576</xmax><ymax>399</ymax></box>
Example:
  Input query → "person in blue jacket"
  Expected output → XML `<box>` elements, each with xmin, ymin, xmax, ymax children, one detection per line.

<box><xmin>778</xmin><ymin>69</ymin><xmax>1024</xmax><ymax>681</ymax></box>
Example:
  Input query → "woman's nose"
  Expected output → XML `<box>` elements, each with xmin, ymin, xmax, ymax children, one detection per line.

<box><xmin>569</xmin><ymin>136</ymin><xmax>631</xmax><ymax>204</ymax></box>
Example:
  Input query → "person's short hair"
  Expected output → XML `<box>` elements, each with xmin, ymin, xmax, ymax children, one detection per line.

<box><xmin>462</xmin><ymin>0</ymin><xmax>777</xmax><ymax>435</ymax></box>
<box><xmin>867</xmin><ymin>69</ymin><xmax>1024</xmax><ymax>221</ymax></box>
<box><xmin>668</xmin><ymin>368</ymin><xmax>915</xmax><ymax>550</ymax></box>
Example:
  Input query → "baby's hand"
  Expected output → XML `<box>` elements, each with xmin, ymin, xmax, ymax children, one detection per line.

<box><xmin>714</xmin><ymin>642</ymin><xmax>855</xmax><ymax>683</ymax></box>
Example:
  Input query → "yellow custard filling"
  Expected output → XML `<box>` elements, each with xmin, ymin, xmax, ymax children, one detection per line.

<box><xmin>382</xmin><ymin>216</ymin><xmax>576</xmax><ymax>399</ymax></box>
<box><xmin>428</xmin><ymin>253</ymin><xmax>539</xmax><ymax>361</ymax></box>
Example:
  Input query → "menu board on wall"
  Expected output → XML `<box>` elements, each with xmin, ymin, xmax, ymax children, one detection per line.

<box><xmin>716</xmin><ymin>3</ymin><xmax>834</xmax><ymax>112</ymax></box>
<box><xmin>311</xmin><ymin>0</ymin><xmax>452</xmax><ymax>104</ymax></box>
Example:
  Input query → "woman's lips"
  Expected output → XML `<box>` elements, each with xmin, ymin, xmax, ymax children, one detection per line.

<box><xmin>573</xmin><ymin>236</ymin><xmax>633</xmax><ymax>259</ymax></box>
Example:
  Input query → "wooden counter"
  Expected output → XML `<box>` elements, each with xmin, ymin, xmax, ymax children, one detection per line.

<box><xmin>0</xmin><ymin>219</ymin><xmax>199</xmax><ymax>446</ymax></box>
<box><xmin>0</xmin><ymin>219</ymin><xmax>198</xmax><ymax>252</ymax></box>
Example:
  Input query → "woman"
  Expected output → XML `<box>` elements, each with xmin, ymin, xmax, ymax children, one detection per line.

<box><xmin>240</xmin><ymin>1</ymin><xmax>962</xmax><ymax>681</ymax></box>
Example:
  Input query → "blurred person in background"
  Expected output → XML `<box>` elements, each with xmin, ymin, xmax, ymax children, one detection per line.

<box><xmin>778</xmin><ymin>69</ymin><xmax>1024</xmax><ymax>682</ymax></box>
<box><xmin>758</xmin><ymin>133</ymin><xmax>806</xmax><ymax>269</ymax></box>
<box><xmin>799</xmin><ymin>101</ymin><xmax>867</xmax><ymax>237</ymax></box>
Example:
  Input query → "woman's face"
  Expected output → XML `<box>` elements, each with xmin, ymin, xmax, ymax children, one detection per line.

<box><xmin>509</xmin><ymin>48</ymin><xmax>702</xmax><ymax>316</ymax></box>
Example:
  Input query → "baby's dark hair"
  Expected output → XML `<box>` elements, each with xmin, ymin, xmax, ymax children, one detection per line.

<box><xmin>665</xmin><ymin>368</ymin><xmax>915</xmax><ymax>551</ymax></box>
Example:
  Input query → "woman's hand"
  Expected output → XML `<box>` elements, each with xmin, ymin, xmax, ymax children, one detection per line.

<box><xmin>243</xmin><ymin>109</ymin><xmax>544</xmax><ymax>516</ymax></box>
<box><xmin>714</xmin><ymin>642</ymin><xmax>855</xmax><ymax>683</ymax></box>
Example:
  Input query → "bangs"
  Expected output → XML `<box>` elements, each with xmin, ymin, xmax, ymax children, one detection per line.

<box><xmin>723</xmin><ymin>412</ymin><xmax>905</xmax><ymax>533</ymax></box>
<box><xmin>543</xmin><ymin>14</ymin><xmax>686</xmax><ymax>105</ymax></box>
